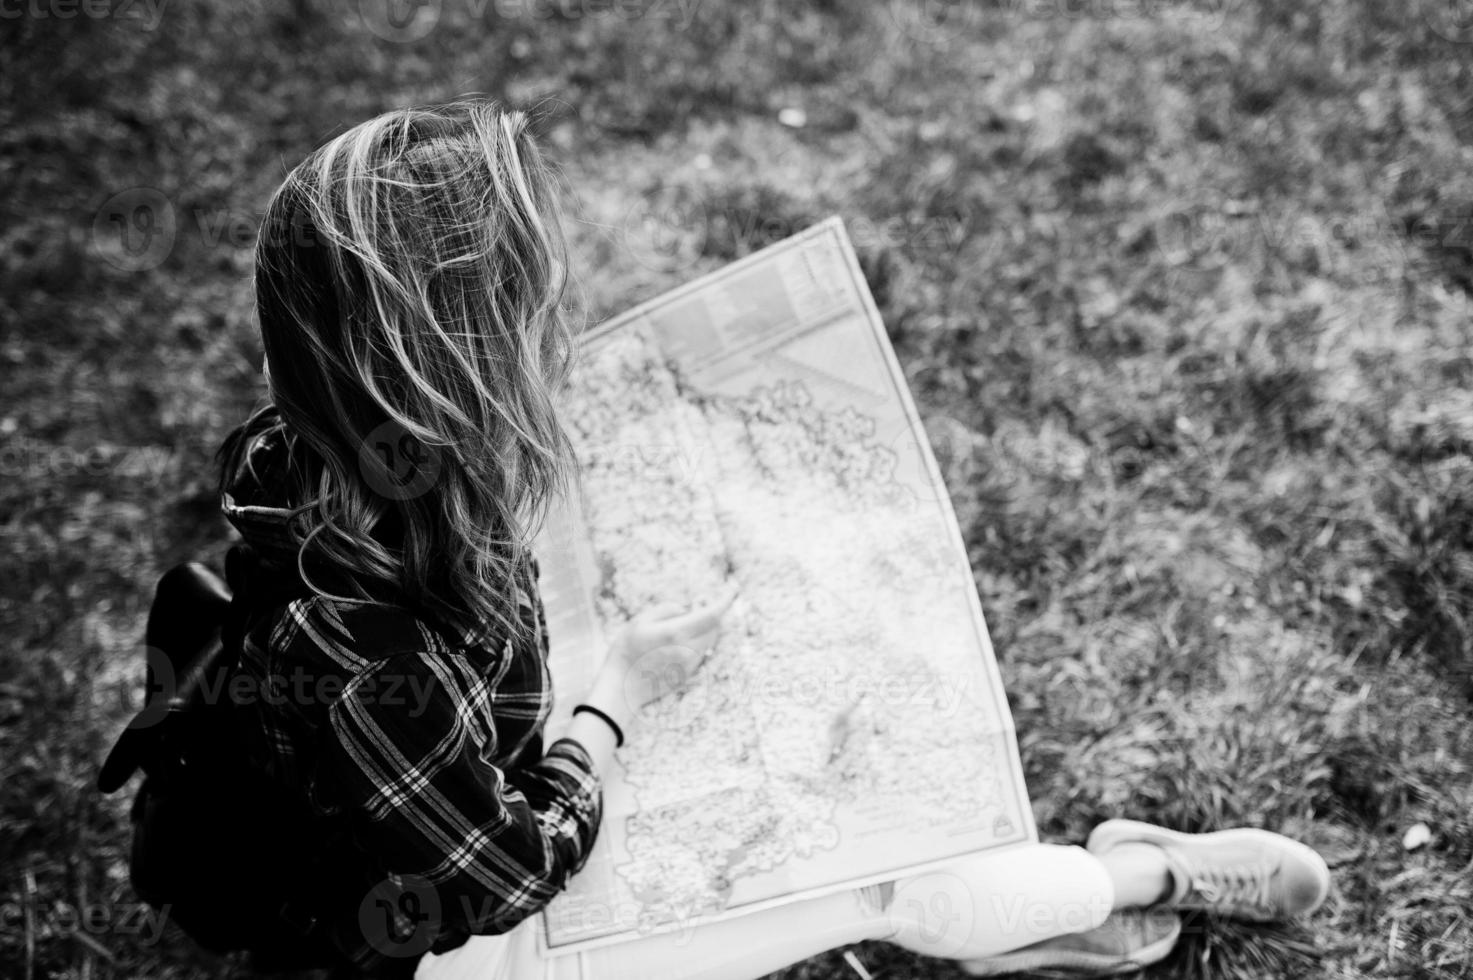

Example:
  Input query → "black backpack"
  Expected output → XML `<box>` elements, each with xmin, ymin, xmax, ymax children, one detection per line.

<box><xmin>97</xmin><ymin>548</ymin><xmax>370</xmax><ymax>974</ymax></box>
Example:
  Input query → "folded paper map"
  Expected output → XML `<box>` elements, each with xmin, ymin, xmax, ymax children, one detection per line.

<box><xmin>532</xmin><ymin>217</ymin><xmax>1034</xmax><ymax>958</ymax></box>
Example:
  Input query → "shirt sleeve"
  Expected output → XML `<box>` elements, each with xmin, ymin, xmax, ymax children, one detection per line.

<box><xmin>318</xmin><ymin>649</ymin><xmax>603</xmax><ymax>940</ymax></box>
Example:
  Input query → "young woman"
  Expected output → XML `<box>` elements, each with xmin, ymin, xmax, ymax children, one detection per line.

<box><xmin>219</xmin><ymin>100</ymin><xmax>1330</xmax><ymax>980</ymax></box>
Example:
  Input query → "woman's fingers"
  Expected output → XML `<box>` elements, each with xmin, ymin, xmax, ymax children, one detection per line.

<box><xmin>613</xmin><ymin>587</ymin><xmax>739</xmax><ymax>710</ymax></box>
<box><xmin>649</xmin><ymin>587</ymin><xmax>737</xmax><ymax>645</ymax></box>
<box><xmin>640</xmin><ymin>602</ymin><xmax>687</xmax><ymax>621</ymax></box>
<box><xmin>632</xmin><ymin>585</ymin><xmax>736</xmax><ymax>632</ymax></box>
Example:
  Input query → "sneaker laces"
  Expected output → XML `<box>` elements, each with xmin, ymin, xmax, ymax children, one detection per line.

<box><xmin>1181</xmin><ymin>857</ymin><xmax>1278</xmax><ymax>917</ymax></box>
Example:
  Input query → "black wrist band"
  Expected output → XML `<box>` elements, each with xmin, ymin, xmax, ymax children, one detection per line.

<box><xmin>573</xmin><ymin>703</ymin><xmax>625</xmax><ymax>748</ymax></box>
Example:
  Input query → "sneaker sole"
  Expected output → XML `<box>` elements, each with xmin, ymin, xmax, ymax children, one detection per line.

<box><xmin>1085</xmin><ymin>819</ymin><xmax>1331</xmax><ymax>921</ymax></box>
<box><xmin>960</xmin><ymin>915</ymin><xmax>1181</xmax><ymax>976</ymax></box>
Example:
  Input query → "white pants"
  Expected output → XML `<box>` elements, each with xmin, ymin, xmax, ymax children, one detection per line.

<box><xmin>416</xmin><ymin>843</ymin><xmax>1114</xmax><ymax>980</ymax></box>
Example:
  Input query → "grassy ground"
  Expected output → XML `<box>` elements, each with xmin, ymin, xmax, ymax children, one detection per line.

<box><xmin>3</xmin><ymin>1</ymin><xmax>1472</xmax><ymax>977</ymax></box>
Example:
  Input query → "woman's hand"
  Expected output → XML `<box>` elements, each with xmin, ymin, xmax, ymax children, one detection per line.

<box><xmin>580</xmin><ymin>585</ymin><xmax>739</xmax><ymax>739</ymax></box>
<box><xmin>614</xmin><ymin>584</ymin><xmax>739</xmax><ymax>708</ymax></box>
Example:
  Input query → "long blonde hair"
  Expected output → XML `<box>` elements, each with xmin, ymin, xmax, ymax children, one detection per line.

<box><xmin>220</xmin><ymin>100</ymin><xmax>577</xmax><ymax>645</ymax></box>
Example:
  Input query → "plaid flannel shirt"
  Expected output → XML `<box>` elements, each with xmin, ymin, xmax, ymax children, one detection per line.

<box><xmin>222</xmin><ymin>423</ymin><xmax>601</xmax><ymax>975</ymax></box>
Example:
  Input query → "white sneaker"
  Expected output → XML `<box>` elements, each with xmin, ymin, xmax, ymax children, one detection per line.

<box><xmin>1086</xmin><ymin>820</ymin><xmax>1331</xmax><ymax>923</ymax></box>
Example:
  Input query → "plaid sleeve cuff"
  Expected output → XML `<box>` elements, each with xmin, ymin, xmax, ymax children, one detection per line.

<box><xmin>525</xmin><ymin>737</ymin><xmax>604</xmax><ymax>876</ymax></box>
